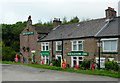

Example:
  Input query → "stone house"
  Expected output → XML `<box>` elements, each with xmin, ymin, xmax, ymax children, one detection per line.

<box><xmin>20</xmin><ymin>16</ymin><xmax>53</xmax><ymax>63</ymax></box>
<box><xmin>20</xmin><ymin>7</ymin><xmax>120</xmax><ymax>68</ymax></box>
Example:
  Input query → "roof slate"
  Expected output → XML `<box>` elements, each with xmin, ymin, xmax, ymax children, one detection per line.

<box><xmin>40</xmin><ymin>18</ymin><xmax>106</xmax><ymax>41</ymax></box>
<box><xmin>31</xmin><ymin>25</ymin><xmax>53</xmax><ymax>34</ymax></box>
<box><xmin>96</xmin><ymin>17</ymin><xmax>120</xmax><ymax>37</ymax></box>
<box><xmin>40</xmin><ymin>17</ymin><xmax>120</xmax><ymax>41</ymax></box>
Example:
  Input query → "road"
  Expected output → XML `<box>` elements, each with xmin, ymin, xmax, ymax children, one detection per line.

<box><xmin>2</xmin><ymin>64</ymin><xmax>119</xmax><ymax>81</ymax></box>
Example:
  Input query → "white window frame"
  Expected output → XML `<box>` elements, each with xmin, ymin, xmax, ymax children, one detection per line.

<box><xmin>56</xmin><ymin>41</ymin><xmax>62</xmax><ymax>51</ymax></box>
<box><xmin>108</xmin><ymin>58</ymin><xmax>114</xmax><ymax>61</ymax></box>
<box><xmin>41</xmin><ymin>42</ymin><xmax>49</xmax><ymax>51</ymax></box>
<box><xmin>72</xmin><ymin>40</ymin><xmax>83</xmax><ymax>51</ymax></box>
<box><xmin>102</xmin><ymin>38</ymin><xmax>118</xmax><ymax>52</ymax></box>
<box><xmin>41</xmin><ymin>55</ymin><xmax>49</xmax><ymax>64</ymax></box>
<box><xmin>96</xmin><ymin>57</ymin><xmax>105</xmax><ymax>68</ymax></box>
<box><xmin>71</xmin><ymin>56</ymin><xmax>84</xmax><ymax>67</ymax></box>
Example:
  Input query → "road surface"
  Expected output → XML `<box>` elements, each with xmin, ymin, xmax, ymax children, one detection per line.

<box><xmin>2</xmin><ymin>64</ymin><xmax>119</xmax><ymax>81</ymax></box>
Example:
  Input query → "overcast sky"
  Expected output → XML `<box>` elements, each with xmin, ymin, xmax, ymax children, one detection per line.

<box><xmin>0</xmin><ymin>0</ymin><xmax>119</xmax><ymax>24</ymax></box>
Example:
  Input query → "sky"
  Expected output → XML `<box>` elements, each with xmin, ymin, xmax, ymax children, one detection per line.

<box><xmin>0</xmin><ymin>0</ymin><xmax>120</xmax><ymax>24</ymax></box>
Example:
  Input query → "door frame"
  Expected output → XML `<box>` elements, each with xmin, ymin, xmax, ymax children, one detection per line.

<box><xmin>31</xmin><ymin>50</ymin><xmax>35</xmax><ymax>62</ymax></box>
<box><xmin>56</xmin><ymin>55</ymin><xmax>62</xmax><ymax>67</ymax></box>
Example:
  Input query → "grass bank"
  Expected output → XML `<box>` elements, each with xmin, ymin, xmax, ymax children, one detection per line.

<box><xmin>1</xmin><ymin>61</ymin><xmax>119</xmax><ymax>79</ymax></box>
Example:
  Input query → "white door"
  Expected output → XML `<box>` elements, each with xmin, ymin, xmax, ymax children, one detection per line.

<box><xmin>56</xmin><ymin>55</ymin><xmax>62</xmax><ymax>67</ymax></box>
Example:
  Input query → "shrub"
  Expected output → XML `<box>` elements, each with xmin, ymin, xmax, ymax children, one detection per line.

<box><xmin>52</xmin><ymin>59</ymin><xmax>61</xmax><ymax>67</ymax></box>
<box><xmin>105</xmin><ymin>60</ymin><xmax>119</xmax><ymax>71</ymax></box>
<box><xmin>2</xmin><ymin>47</ymin><xmax>16</xmax><ymax>61</ymax></box>
<box><xmin>79</xmin><ymin>59</ymin><xmax>92</xmax><ymax>70</ymax></box>
<box><xmin>28</xmin><ymin>57</ymin><xmax>32</xmax><ymax>62</ymax></box>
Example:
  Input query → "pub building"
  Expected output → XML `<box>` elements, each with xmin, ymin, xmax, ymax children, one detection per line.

<box><xmin>20</xmin><ymin>7</ymin><xmax>120</xmax><ymax>68</ymax></box>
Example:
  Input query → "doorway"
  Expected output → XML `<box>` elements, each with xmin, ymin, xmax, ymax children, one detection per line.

<box><xmin>56</xmin><ymin>55</ymin><xmax>62</xmax><ymax>67</ymax></box>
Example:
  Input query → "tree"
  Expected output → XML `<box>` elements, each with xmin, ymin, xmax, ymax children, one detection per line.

<box><xmin>2</xmin><ymin>47</ymin><xmax>16</xmax><ymax>61</ymax></box>
<box><xmin>70</xmin><ymin>16</ymin><xmax>79</xmax><ymax>23</ymax></box>
<box><xmin>62</xmin><ymin>16</ymin><xmax>67</xmax><ymax>24</ymax></box>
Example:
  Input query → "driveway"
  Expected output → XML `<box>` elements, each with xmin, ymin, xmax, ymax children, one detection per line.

<box><xmin>2</xmin><ymin>64</ymin><xmax>119</xmax><ymax>81</ymax></box>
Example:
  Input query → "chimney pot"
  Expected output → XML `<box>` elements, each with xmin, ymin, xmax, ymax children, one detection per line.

<box><xmin>53</xmin><ymin>18</ymin><xmax>62</xmax><ymax>26</ymax></box>
<box><xmin>105</xmin><ymin>7</ymin><xmax>116</xmax><ymax>19</ymax></box>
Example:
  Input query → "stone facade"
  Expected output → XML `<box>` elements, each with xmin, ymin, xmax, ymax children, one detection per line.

<box><xmin>36</xmin><ymin>37</ymin><xmax>119</xmax><ymax>67</ymax></box>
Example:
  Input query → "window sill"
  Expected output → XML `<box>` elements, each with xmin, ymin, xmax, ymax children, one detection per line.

<box><xmin>41</xmin><ymin>51</ymin><xmax>49</xmax><ymax>52</ymax></box>
<box><xmin>56</xmin><ymin>51</ymin><xmax>62</xmax><ymax>53</ymax></box>
<box><xmin>71</xmin><ymin>51</ymin><xmax>83</xmax><ymax>53</ymax></box>
<box><xmin>101</xmin><ymin>52</ymin><xmax>118</xmax><ymax>54</ymax></box>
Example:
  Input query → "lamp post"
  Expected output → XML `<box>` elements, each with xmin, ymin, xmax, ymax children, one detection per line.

<box><xmin>97</xmin><ymin>39</ymin><xmax>102</xmax><ymax>70</ymax></box>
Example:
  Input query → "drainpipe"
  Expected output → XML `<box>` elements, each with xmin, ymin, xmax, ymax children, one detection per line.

<box><xmin>52</xmin><ymin>40</ymin><xmax>53</xmax><ymax>60</ymax></box>
<box><xmin>62</xmin><ymin>40</ymin><xmax>63</xmax><ymax>60</ymax></box>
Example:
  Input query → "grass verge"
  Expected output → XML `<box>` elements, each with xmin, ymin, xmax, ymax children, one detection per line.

<box><xmin>1</xmin><ymin>61</ymin><xmax>120</xmax><ymax>79</ymax></box>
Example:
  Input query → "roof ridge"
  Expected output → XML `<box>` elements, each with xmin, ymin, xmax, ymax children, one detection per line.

<box><xmin>61</xmin><ymin>17</ymin><xmax>106</xmax><ymax>27</ymax></box>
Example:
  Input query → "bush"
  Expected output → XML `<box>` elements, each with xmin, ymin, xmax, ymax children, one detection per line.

<box><xmin>2</xmin><ymin>47</ymin><xmax>16</xmax><ymax>61</ymax></box>
<box><xmin>105</xmin><ymin>60</ymin><xmax>119</xmax><ymax>71</ymax></box>
<box><xmin>79</xmin><ymin>59</ymin><xmax>92</xmax><ymax>70</ymax></box>
<box><xmin>28</xmin><ymin>57</ymin><xmax>32</xmax><ymax>62</ymax></box>
<box><xmin>52</xmin><ymin>59</ymin><xmax>61</xmax><ymax>67</ymax></box>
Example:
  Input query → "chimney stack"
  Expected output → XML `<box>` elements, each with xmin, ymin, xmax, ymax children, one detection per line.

<box><xmin>105</xmin><ymin>7</ymin><xmax>116</xmax><ymax>19</ymax></box>
<box><xmin>27</xmin><ymin>15</ymin><xmax>32</xmax><ymax>26</ymax></box>
<box><xmin>53</xmin><ymin>18</ymin><xmax>62</xmax><ymax>26</ymax></box>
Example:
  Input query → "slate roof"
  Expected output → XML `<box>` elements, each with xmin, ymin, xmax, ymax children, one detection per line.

<box><xmin>40</xmin><ymin>16</ymin><xmax>120</xmax><ymax>41</ymax></box>
<box><xmin>40</xmin><ymin>18</ymin><xmax>106</xmax><ymax>41</ymax></box>
<box><xmin>31</xmin><ymin>25</ymin><xmax>53</xmax><ymax>34</ymax></box>
<box><xmin>96</xmin><ymin>17</ymin><xmax>120</xmax><ymax>37</ymax></box>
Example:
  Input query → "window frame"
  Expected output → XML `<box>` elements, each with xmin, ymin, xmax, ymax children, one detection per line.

<box><xmin>71</xmin><ymin>56</ymin><xmax>84</xmax><ymax>67</ymax></box>
<box><xmin>102</xmin><ymin>38</ymin><xmax>118</xmax><ymax>52</ymax></box>
<box><xmin>56</xmin><ymin>41</ymin><xmax>62</xmax><ymax>51</ymax></box>
<box><xmin>72</xmin><ymin>40</ymin><xmax>83</xmax><ymax>51</ymax></box>
<box><xmin>41</xmin><ymin>55</ymin><xmax>49</xmax><ymax>64</ymax></box>
<box><xmin>41</xmin><ymin>42</ymin><xmax>49</xmax><ymax>51</ymax></box>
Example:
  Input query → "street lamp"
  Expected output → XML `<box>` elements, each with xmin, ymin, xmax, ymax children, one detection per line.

<box><xmin>97</xmin><ymin>39</ymin><xmax>102</xmax><ymax>70</ymax></box>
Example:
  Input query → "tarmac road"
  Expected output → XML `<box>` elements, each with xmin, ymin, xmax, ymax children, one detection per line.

<box><xmin>2</xmin><ymin>64</ymin><xmax>119</xmax><ymax>81</ymax></box>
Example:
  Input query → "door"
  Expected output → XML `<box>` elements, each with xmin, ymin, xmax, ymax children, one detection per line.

<box><xmin>56</xmin><ymin>55</ymin><xmax>62</xmax><ymax>67</ymax></box>
<box><xmin>31</xmin><ymin>50</ymin><xmax>35</xmax><ymax>62</ymax></box>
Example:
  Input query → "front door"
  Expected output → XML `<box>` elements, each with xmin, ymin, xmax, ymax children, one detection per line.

<box><xmin>56</xmin><ymin>55</ymin><xmax>62</xmax><ymax>67</ymax></box>
<box><xmin>31</xmin><ymin>50</ymin><xmax>35</xmax><ymax>62</ymax></box>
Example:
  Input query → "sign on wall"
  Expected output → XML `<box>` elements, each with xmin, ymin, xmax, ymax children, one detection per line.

<box><xmin>40</xmin><ymin>51</ymin><xmax>50</xmax><ymax>56</ymax></box>
<box><xmin>67</xmin><ymin>52</ymin><xmax>89</xmax><ymax>56</ymax></box>
<box><xmin>22</xmin><ymin>31</ymin><xmax>34</xmax><ymax>36</ymax></box>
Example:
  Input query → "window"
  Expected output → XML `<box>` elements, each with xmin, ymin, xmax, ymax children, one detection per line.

<box><xmin>96</xmin><ymin>57</ymin><xmax>105</xmax><ymax>68</ymax></box>
<box><xmin>103</xmin><ymin>40</ymin><xmax>117</xmax><ymax>52</ymax></box>
<box><xmin>41</xmin><ymin>55</ymin><xmax>49</xmax><ymax>64</ymax></box>
<box><xmin>41</xmin><ymin>42</ymin><xmax>49</xmax><ymax>51</ymax></box>
<box><xmin>56</xmin><ymin>41</ymin><xmax>62</xmax><ymax>51</ymax></box>
<box><xmin>72</xmin><ymin>41</ymin><xmax>83</xmax><ymax>51</ymax></box>
<box><xmin>108</xmin><ymin>58</ymin><xmax>114</xmax><ymax>61</ymax></box>
<box><xmin>71</xmin><ymin>56</ymin><xmax>84</xmax><ymax>67</ymax></box>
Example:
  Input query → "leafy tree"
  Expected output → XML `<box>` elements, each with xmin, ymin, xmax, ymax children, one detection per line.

<box><xmin>2</xmin><ymin>47</ymin><xmax>16</xmax><ymax>61</ymax></box>
<box><xmin>62</xmin><ymin>16</ymin><xmax>67</xmax><ymax>24</ymax></box>
<box><xmin>70</xmin><ymin>16</ymin><xmax>79</xmax><ymax>23</ymax></box>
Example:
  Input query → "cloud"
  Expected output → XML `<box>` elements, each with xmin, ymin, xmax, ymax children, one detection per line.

<box><xmin>0</xmin><ymin>0</ymin><xmax>119</xmax><ymax>24</ymax></box>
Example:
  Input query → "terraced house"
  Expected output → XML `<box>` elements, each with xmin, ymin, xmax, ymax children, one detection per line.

<box><xmin>20</xmin><ymin>7</ymin><xmax>120</xmax><ymax>68</ymax></box>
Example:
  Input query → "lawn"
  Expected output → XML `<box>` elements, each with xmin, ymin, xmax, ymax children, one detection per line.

<box><xmin>0</xmin><ymin>61</ymin><xmax>119</xmax><ymax>79</ymax></box>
